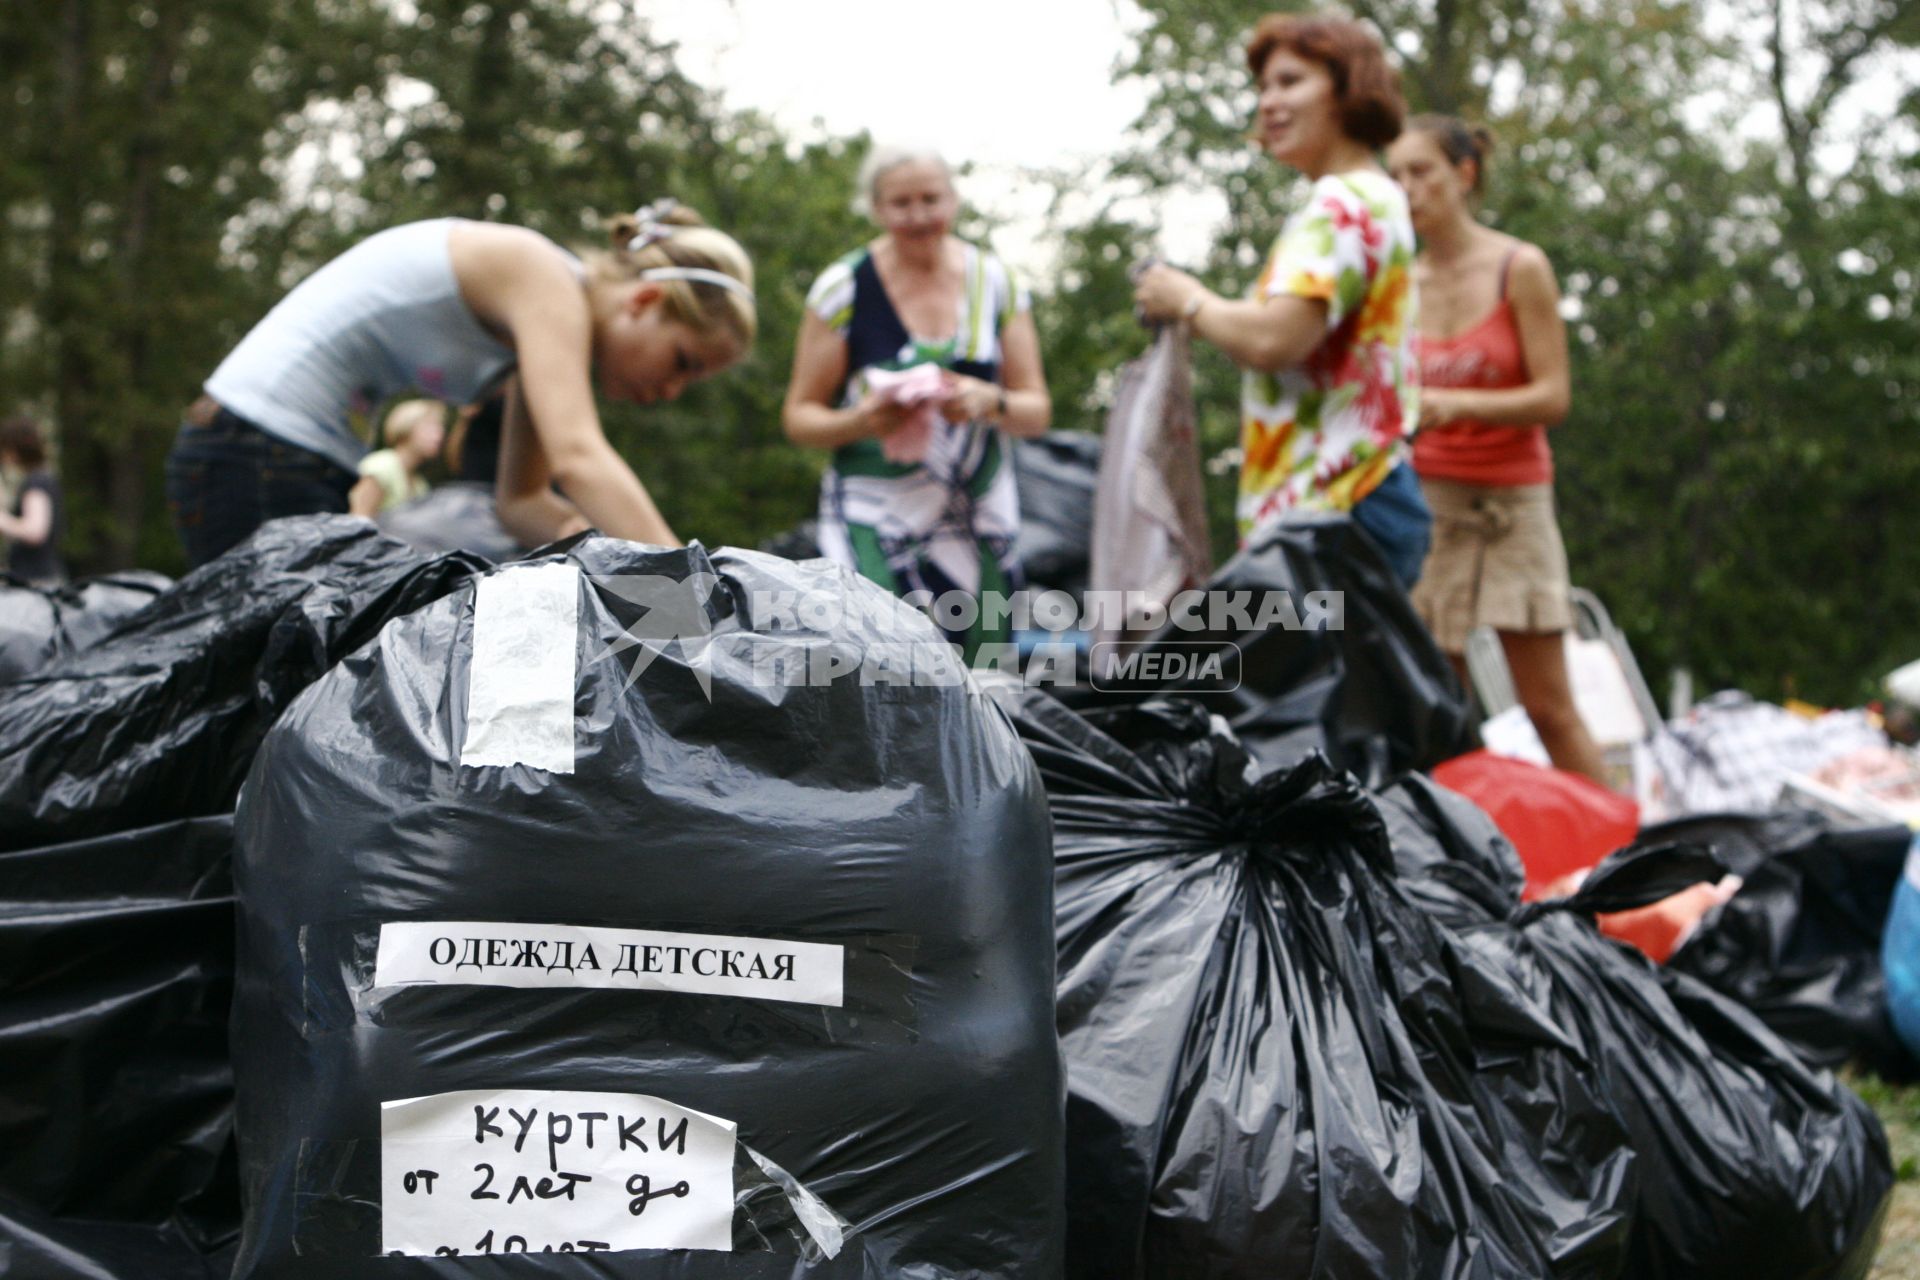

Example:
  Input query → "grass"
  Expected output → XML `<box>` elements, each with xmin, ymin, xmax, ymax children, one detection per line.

<box><xmin>1859</xmin><ymin>1073</ymin><xmax>1920</xmax><ymax>1279</ymax></box>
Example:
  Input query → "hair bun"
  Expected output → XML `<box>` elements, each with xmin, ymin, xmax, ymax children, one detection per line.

<box><xmin>606</xmin><ymin>213</ymin><xmax>642</xmax><ymax>248</ymax></box>
<box><xmin>608</xmin><ymin>198</ymin><xmax>711</xmax><ymax>252</ymax></box>
<box><xmin>1470</xmin><ymin>126</ymin><xmax>1496</xmax><ymax>157</ymax></box>
<box><xmin>657</xmin><ymin>202</ymin><xmax>707</xmax><ymax>229</ymax></box>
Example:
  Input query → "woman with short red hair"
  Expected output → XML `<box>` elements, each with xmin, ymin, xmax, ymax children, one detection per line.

<box><xmin>1135</xmin><ymin>13</ymin><xmax>1429</xmax><ymax>585</ymax></box>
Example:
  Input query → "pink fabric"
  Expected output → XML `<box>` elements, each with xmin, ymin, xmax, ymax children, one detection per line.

<box><xmin>865</xmin><ymin>363</ymin><xmax>948</xmax><ymax>463</ymax></box>
<box><xmin>1595</xmin><ymin>877</ymin><xmax>1742</xmax><ymax>964</ymax></box>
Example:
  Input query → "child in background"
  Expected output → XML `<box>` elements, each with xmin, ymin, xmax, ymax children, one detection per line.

<box><xmin>0</xmin><ymin>415</ymin><xmax>66</xmax><ymax>584</ymax></box>
<box><xmin>351</xmin><ymin>399</ymin><xmax>447</xmax><ymax>515</ymax></box>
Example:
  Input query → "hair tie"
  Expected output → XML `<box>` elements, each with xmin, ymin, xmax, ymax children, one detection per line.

<box><xmin>640</xmin><ymin>266</ymin><xmax>755</xmax><ymax>305</ymax></box>
<box><xmin>625</xmin><ymin>198</ymin><xmax>681</xmax><ymax>252</ymax></box>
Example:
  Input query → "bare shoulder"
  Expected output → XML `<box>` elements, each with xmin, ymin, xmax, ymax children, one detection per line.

<box><xmin>448</xmin><ymin>222</ymin><xmax>583</xmax><ymax>323</ymax></box>
<box><xmin>1496</xmin><ymin>235</ymin><xmax>1558</xmax><ymax>283</ymax></box>
<box><xmin>450</xmin><ymin>222</ymin><xmax>576</xmax><ymax>283</ymax></box>
<box><xmin>1479</xmin><ymin>236</ymin><xmax>1558</xmax><ymax>304</ymax></box>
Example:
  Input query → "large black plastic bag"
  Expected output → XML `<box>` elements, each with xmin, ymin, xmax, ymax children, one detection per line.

<box><xmin>1383</xmin><ymin>799</ymin><xmax>1894</xmax><ymax>1280</ymax></box>
<box><xmin>231</xmin><ymin>539</ymin><xmax>1062</xmax><ymax>1276</ymax></box>
<box><xmin>993</xmin><ymin>688</ymin><xmax>1633</xmax><ymax>1280</ymax></box>
<box><xmin>0</xmin><ymin>569</ymin><xmax>172</xmax><ymax>681</ymax></box>
<box><xmin>0</xmin><ymin>1188</ymin><xmax>231</xmax><ymax>1280</ymax></box>
<box><xmin>0</xmin><ymin>818</ymin><xmax>238</xmax><ymax>1279</ymax></box>
<box><xmin>1653</xmin><ymin>812</ymin><xmax>1917</xmax><ymax>1078</ymax></box>
<box><xmin>1373</xmin><ymin>772</ymin><xmax>1525</xmax><ymax>926</ymax></box>
<box><xmin>0</xmin><ymin>517</ymin><xmax>481</xmax><ymax>1279</ymax></box>
<box><xmin>0</xmin><ymin>514</ymin><xmax>484</xmax><ymax>852</ymax></box>
<box><xmin>1013</xmin><ymin>431</ymin><xmax>1101</xmax><ymax>596</ymax></box>
<box><xmin>1083</xmin><ymin>515</ymin><xmax>1474</xmax><ymax>785</ymax></box>
<box><xmin>378</xmin><ymin>480</ymin><xmax>527</xmax><ymax>562</ymax></box>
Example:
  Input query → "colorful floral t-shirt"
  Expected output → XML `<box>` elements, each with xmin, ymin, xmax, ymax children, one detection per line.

<box><xmin>1238</xmin><ymin>169</ymin><xmax>1418</xmax><ymax>538</ymax></box>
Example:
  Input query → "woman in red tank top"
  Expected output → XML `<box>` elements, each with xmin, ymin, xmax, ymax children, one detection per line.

<box><xmin>1387</xmin><ymin>117</ymin><xmax>1608</xmax><ymax>785</ymax></box>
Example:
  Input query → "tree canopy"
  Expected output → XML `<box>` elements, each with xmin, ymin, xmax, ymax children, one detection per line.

<box><xmin>2</xmin><ymin>0</ymin><xmax>1915</xmax><ymax>704</ymax></box>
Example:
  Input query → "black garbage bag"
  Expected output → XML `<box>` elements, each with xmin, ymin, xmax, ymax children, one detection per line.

<box><xmin>0</xmin><ymin>1188</ymin><xmax>232</xmax><ymax>1280</ymax></box>
<box><xmin>377</xmin><ymin>481</ymin><xmax>527</xmax><ymax>562</ymax></box>
<box><xmin>993</xmin><ymin>687</ymin><xmax>1634</xmax><ymax>1280</ymax></box>
<box><xmin>0</xmin><ymin>569</ymin><xmax>172</xmax><ymax>682</ymax></box>
<box><xmin>1374</xmin><ymin>771</ymin><xmax>1526</xmax><ymax>926</ymax></box>
<box><xmin>0</xmin><ymin>515</ymin><xmax>484</xmax><ymax>852</ymax></box>
<box><xmin>231</xmin><ymin>539</ymin><xmax>1062</xmax><ymax>1276</ymax></box>
<box><xmin>1645</xmin><ymin>812</ymin><xmax>1917</xmax><ymax>1078</ymax></box>
<box><xmin>1081</xmin><ymin>515</ymin><xmax>1474</xmax><ymax>785</ymax></box>
<box><xmin>1625</xmin><ymin>809</ymin><xmax>1830</xmax><ymax>881</ymax></box>
<box><xmin>757</xmin><ymin>519</ymin><xmax>823</xmax><ymax>562</ymax></box>
<box><xmin>1013</xmin><ymin>431</ymin><xmax>1101</xmax><ymax>596</ymax></box>
<box><xmin>0</xmin><ymin>818</ymin><xmax>239</xmax><ymax>1276</ymax></box>
<box><xmin>1383</xmin><ymin>801</ymin><xmax>1894</xmax><ymax>1280</ymax></box>
<box><xmin>0</xmin><ymin>520</ymin><xmax>481</xmax><ymax>1279</ymax></box>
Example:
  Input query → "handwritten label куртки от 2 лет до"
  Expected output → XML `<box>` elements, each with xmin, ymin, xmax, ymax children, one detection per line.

<box><xmin>379</xmin><ymin>1088</ymin><xmax>738</xmax><ymax>1257</ymax></box>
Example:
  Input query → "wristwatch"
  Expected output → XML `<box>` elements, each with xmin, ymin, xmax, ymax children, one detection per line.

<box><xmin>995</xmin><ymin>388</ymin><xmax>1009</xmax><ymax>421</ymax></box>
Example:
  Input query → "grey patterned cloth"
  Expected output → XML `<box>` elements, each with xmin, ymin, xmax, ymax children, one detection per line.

<box><xmin>1651</xmin><ymin>690</ymin><xmax>1887</xmax><ymax>814</ymax></box>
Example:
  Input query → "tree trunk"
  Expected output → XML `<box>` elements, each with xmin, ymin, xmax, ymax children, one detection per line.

<box><xmin>47</xmin><ymin>0</ymin><xmax>103</xmax><ymax>569</ymax></box>
<box><xmin>102</xmin><ymin>0</ymin><xmax>190</xmax><ymax>567</ymax></box>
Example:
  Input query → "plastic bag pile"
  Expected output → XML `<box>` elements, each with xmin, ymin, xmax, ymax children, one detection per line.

<box><xmin>0</xmin><ymin>506</ymin><xmax>1900</xmax><ymax>1279</ymax></box>
<box><xmin>1382</xmin><ymin>774</ymin><xmax>1894</xmax><ymax>1280</ymax></box>
<box><xmin>0</xmin><ymin>517</ymin><xmax>483</xmax><ymax>1278</ymax></box>
<box><xmin>990</xmin><ymin>684</ymin><xmax>1892</xmax><ymax>1279</ymax></box>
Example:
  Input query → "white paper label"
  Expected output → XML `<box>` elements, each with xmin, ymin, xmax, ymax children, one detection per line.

<box><xmin>374</xmin><ymin>921</ymin><xmax>845</xmax><ymax>1008</ymax></box>
<box><xmin>379</xmin><ymin>1088</ymin><xmax>735</xmax><ymax>1257</ymax></box>
<box><xmin>461</xmin><ymin>562</ymin><xmax>580</xmax><ymax>774</ymax></box>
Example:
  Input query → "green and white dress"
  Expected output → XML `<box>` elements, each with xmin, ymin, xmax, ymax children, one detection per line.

<box><xmin>806</xmin><ymin>242</ymin><xmax>1029</xmax><ymax>659</ymax></box>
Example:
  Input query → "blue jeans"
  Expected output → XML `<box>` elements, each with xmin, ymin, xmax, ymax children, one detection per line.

<box><xmin>164</xmin><ymin>408</ymin><xmax>357</xmax><ymax>569</ymax></box>
<box><xmin>1351</xmin><ymin>462</ymin><xmax>1433</xmax><ymax>590</ymax></box>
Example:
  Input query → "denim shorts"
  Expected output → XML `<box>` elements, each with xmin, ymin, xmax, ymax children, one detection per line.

<box><xmin>1351</xmin><ymin>461</ymin><xmax>1434</xmax><ymax>591</ymax></box>
<box><xmin>163</xmin><ymin>408</ymin><xmax>357</xmax><ymax>569</ymax></box>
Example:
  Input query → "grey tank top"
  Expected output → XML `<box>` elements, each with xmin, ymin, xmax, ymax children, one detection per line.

<box><xmin>205</xmin><ymin>218</ymin><xmax>568</xmax><ymax>473</ymax></box>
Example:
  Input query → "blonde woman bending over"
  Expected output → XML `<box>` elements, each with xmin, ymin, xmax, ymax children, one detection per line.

<box><xmin>166</xmin><ymin>201</ymin><xmax>755</xmax><ymax>566</ymax></box>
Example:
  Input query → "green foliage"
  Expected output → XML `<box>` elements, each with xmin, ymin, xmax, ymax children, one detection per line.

<box><xmin>1486</xmin><ymin>2</ymin><xmax>1920</xmax><ymax>704</ymax></box>
<box><xmin>4</xmin><ymin>0</ymin><xmax>1917</xmax><ymax>706</ymax></box>
<box><xmin>1</xmin><ymin>0</ymin><xmax>390</xmax><ymax>570</ymax></box>
<box><xmin>0</xmin><ymin>1</ymin><xmax>865</xmax><ymax>568</ymax></box>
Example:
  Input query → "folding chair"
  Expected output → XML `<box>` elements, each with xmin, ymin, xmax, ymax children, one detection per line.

<box><xmin>1465</xmin><ymin>587</ymin><xmax>1672</xmax><ymax>809</ymax></box>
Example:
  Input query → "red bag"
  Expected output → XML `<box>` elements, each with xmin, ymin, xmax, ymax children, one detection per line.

<box><xmin>1431</xmin><ymin>750</ymin><xmax>1640</xmax><ymax>901</ymax></box>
